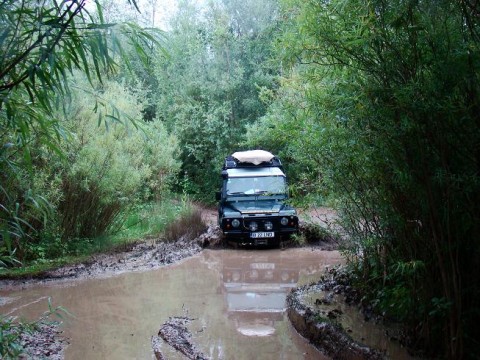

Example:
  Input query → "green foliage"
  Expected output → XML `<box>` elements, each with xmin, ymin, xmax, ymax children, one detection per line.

<box><xmin>0</xmin><ymin>0</ymin><xmax>166</xmax><ymax>266</ymax></box>
<box><xmin>1</xmin><ymin>71</ymin><xmax>181</xmax><ymax>264</ymax></box>
<box><xmin>0</xmin><ymin>0</ymin><xmax>163</xmax><ymax>154</ymax></box>
<box><xmin>119</xmin><ymin>197</ymin><xmax>196</xmax><ymax>241</ymax></box>
<box><xmin>48</xmin><ymin>76</ymin><xmax>180</xmax><ymax>241</ymax></box>
<box><xmin>58</xmin><ymin>197</ymin><xmax>196</xmax><ymax>258</ymax></box>
<box><xmin>0</xmin><ymin>316</ymin><xmax>27</xmax><ymax>358</ymax></box>
<box><xmin>375</xmin><ymin>260</ymin><xmax>425</xmax><ymax>321</ymax></box>
<box><xmin>253</xmin><ymin>0</ymin><xmax>480</xmax><ymax>357</ymax></box>
<box><xmin>245</xmin><ymin>72</ymin><xmax>334</xmax><ymax>203</ymax></box>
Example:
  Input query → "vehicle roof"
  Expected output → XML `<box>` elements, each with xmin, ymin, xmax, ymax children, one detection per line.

<box><xmin>226</xmin><ymin>167</ymin><xmax>285</xmax><ymax>178</ymax></box>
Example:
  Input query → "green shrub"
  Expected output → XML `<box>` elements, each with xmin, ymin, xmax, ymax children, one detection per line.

<box><xmin>52</xmin><ymin>77</ymin><xmax>180</xmax><ymax>241</ymax></box>
<box><xmin>1</xmin><ymin>74</ymin><xmax>181</xmax><ymax>266</ymax></box>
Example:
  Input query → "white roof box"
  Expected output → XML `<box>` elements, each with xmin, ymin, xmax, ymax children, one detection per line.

<box><xmin>231</xmin><ymin>150</ymin><xmax>275</xmax><ymax>165</ymax></box>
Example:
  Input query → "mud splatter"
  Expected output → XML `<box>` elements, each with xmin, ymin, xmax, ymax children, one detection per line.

<box><xmin>153</xmin><ymin>316</ymin><xmax>208</xmax><ymax>360</ymax></box>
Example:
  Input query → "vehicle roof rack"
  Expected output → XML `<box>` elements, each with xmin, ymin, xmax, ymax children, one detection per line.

<box><xmin>223</xmin><ymin>150</ymin><xmax>283</xmax><ymax>170</ymax></box>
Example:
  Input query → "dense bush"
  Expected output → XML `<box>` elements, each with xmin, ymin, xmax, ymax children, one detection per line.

<box><xmin>247</xmin><ymin>0</ymin><xmax>480</xmax><ymax>357</ymax></box>
<box><xmin>1</xmin><ymin>75</ymin><xmax>181</xmax><ymax>264</ymax></box>
<box><xmin>52</xmin><ymin>77</ymin><xmax>180</xmax><ymax>241</ymax></box>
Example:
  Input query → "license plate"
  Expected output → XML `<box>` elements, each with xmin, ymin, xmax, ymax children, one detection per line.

<box><xmin>250</xmin><ymin>232</ymin><xmax>274</xmax><ymax>238</ymax></box>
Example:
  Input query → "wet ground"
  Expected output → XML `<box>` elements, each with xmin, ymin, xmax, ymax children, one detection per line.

<box><xmin>1</xmin><ymin>247</ymin><xmax>343</xmax><ymax>359</ymax></box>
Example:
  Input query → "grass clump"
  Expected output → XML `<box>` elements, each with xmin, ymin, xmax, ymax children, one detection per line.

<box><xmin>161</xmin><ymin>207</ymin><xmax>206</xmax><ymax>242</ymax></box>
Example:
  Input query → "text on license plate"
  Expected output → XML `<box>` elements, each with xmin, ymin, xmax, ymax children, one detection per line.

<box><xmin>250</xmin><ymin>232</ymin><xmax>274</xmax><ymax>238</ymax></box>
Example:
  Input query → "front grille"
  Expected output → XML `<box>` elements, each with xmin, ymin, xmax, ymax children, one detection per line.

<box><xmin>244</xmin><ymin>218</ymin><xmax>278</xmax><ymax>231</ymax></box>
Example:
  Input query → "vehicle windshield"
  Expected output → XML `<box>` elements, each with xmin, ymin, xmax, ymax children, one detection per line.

<box><xmin>226</xmin><ymin>176</ymin><xmax>287</xmax><ymax>195</ymax></box>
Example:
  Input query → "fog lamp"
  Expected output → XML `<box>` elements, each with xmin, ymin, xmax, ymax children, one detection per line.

<box><xmin>264</xmin><ymin>221</ymin><xmax>273</xmax><ymax>230</ymax></box>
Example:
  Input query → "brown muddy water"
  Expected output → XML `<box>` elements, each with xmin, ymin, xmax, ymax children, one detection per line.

<box><xmin>1</xmin><ymin>249</ymin><xmax>341</xmax><ymax>359</ymax></box>
<box><xmin>0</xmin><ymin>248</ymin><xmax>411</xmax><ymax>359</ymax></box>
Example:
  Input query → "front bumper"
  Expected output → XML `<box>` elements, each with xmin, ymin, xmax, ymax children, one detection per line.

<box><xmin>221</xmin><ymin>215</ymin><xmax>298</xmax><ymax>245</ymax></box>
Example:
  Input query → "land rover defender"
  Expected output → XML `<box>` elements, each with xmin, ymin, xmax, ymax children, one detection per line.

<box><xmin>216</xmin><ymin>150</ymin><xmax>298</xmax><ymax>246</ymax></box>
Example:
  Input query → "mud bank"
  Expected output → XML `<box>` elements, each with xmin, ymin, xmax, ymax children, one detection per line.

<box><xmin>287</xmin><ymin>285</ymin><xmax>384</xmax><ymax>360</ymax></box>
<box><xmin>3</xmin><ymin>320</ymin><xmax>68</xmax><ymax>359</ymax></box>
<box><xmin>286</xmin><ymin>265</ymin><xmax>414</xmax><ymax>360</ymax></box>
<box><xmin>0</xmin><ymin>226</ymin><xmax>223</xmax><ymax>291</ymax></box>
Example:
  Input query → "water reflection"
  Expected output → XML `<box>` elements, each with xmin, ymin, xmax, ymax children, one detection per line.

<box><xmin>220</xmin><ymin>252</ymin><xmax>302</xmax><ymax>337</ymax></box>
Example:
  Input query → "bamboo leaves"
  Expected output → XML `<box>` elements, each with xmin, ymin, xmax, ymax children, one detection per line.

<box><xmin>0</xmin><ymin>0</ymin><xmax>166</xmax><ymax>267</ymax></box>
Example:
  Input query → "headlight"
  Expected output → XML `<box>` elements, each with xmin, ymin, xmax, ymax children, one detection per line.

<box><xmin>232</xmin><ymin>219</ymin><xmax>240</xmax><ymax>228</ymax></box>
<box><xmin>264</xmin><ymin>221</ymin><xmax>273</xmax><ymax>230</ymax></box>
<box><xmin>249</xmin><ymin>222</ymin><xmax>258</xmax><ymax>231</ymax></box>
<box><xmin>280</xmin><ymin>217</ymin><xmax>289</xmax><ymax>226</ymax></box>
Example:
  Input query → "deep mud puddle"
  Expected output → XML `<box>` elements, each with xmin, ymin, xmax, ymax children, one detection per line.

<box><xmin>0</xmin><ymin>248</ymin><xmax>343</xmax><ymax>359</ymax></box>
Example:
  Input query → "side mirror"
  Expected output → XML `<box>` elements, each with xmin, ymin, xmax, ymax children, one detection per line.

<box><xmin>215</xmin><ymin>191</ymin><xmax>221</xmax><ymax>201</ymax></box>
